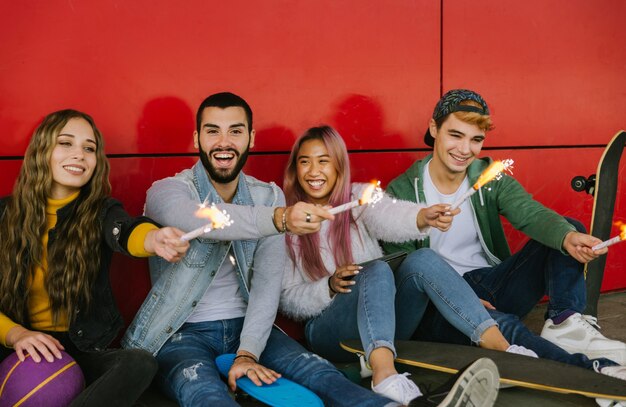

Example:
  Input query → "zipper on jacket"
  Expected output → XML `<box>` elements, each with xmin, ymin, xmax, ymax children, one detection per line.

<box><xmin>413</xmin><ymin>177</ymin><xmax>420</xmax><ymax>203</ymax></box>
<box><xmin>468</xmin><ymin>198</ymin><xmax>501</xmax><ymax>266</ymax></box>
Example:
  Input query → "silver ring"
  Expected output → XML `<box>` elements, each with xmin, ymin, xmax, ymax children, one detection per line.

<box><xmin>305</xmin><ymin>213</ymin><xmax>312</xmax><ymax>223</ymax></box>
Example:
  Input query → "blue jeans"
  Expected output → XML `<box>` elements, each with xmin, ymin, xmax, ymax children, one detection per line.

<box><xmin>305</xmin><ymin>249</ymin><xmax>497</xmax><ymax>362</ymax></box>
<box><xmin>466</xmin><ymin>217</ymin><xmax>586</xmax><ymax>321</ymax></box>
<box><xmin>155</xmin><ymin>318</ymin><xmax>395</xmax><ymax>407</ymax></box>
<box><xmin>416</xmin><ymin>218</ymin><xmax>617</xmax><ymax>369</ymax></box>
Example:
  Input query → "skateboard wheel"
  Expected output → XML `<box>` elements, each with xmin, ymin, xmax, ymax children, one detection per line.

<box><xmin>571</xmin><ymin>176</ymin><xmax>587</xmax><ymax>192</ymax></box>
<box><xmin>585</xmin><ymin>174</ymin><xmax>596</xmax><ymax>195</ymax></box>
<box><xmin>570</xmin><ymin>175</ymin><xmax>596</xmax><ymax>195</ymax></box>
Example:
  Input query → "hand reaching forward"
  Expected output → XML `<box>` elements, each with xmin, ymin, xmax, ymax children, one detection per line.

<box><xmin>145</xmin><ymin>227</ymin><xmax>190</xmax><ymax>262</ymax></box>
<box><xmin>417</xmin><ymin>204</ymin><xmax>461</xmax><ymax>232</ymax></box>
<box><xmin>284</xmin><ymin>202</ymin><xmax>335</xmax><ymax>235</ymax></box>
<box><xmin>563</xmin><ymin>231</ymin><xmax>607</xmax><ymax>263</ymax></box>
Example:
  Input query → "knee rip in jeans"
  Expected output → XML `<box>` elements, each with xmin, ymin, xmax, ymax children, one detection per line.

<box><xmin>182</xmin><ymin>362</ymin><xmax>203</xmax><ymax>381</ymax></box>
<box><xmin>302</xmin><ymin>353</ymin><xmax>326</xmax><ymax>362</ymax></box>
<box><xmin>295</xmin><ymin>352</ymin><xmax>333</xmax><ymax>369</ymax></box>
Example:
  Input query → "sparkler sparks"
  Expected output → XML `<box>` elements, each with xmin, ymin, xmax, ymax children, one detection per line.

<box><xmin>449</xmin><ymin>159</ymin><xmax>514</xmax><ymax>211</ymax></box>
<box><xmin>592</xmin><ymin>221</ymin><xmax>626</xmax><ymax>251</ymax></box>
<box><xmin>328</xmin><ymin>181</ymin><xmax>384</xmax><ymax>215</ymax></box>
<box><xmin>180</xmin><ymin>204</ymin><xmax>233</xmax><ymax>241</ymax></box>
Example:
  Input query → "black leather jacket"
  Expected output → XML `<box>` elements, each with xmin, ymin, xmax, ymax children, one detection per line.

<box><xmin>0</xmin><ymin>196</ymin><xmax>156</xmax><ymax>351</ymax></box>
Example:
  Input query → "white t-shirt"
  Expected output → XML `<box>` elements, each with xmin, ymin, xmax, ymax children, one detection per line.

<box><xmin>186</xmin><ymin>248</ymin><xmax>247</xmax><ymax>323</ymax></box>
<box><xmin>423</xmin><ymin>161</ymin><xmax>490</xmax><ymax>275</ymax></box>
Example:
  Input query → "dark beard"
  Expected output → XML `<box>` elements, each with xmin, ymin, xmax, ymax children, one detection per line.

<box><xmin>199</xmin><ymin>144</ymin><xmax>250</xmax><ymax>184</ymax></box>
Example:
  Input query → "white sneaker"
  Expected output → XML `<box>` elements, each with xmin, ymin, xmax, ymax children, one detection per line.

<box><xmin>593</xmin><ymin>362</ymin><xmax>626</xmax><ymax>407</ymax></box>
<box><xmin>541</xmin><ymin>313</ymin><xmax>626</xmax><ymax>364</ymax></box>
<box><xmin>419</xmin><ymin>357</ymin><xmax>500</xmax><ymax>407</ymax></box>
<box><xmin>371</xmin><ymin>373</ymin><xmax>422</xmax><ymax>405</ymax></box>
<box><xmin>506</xmin><ymin>344</ymin><xmax>538</xmax><ymax>358</ymax></box>
<box><xmin>595</xmin><ymin>398</ymin><xmax>626</xmax><ymax>406</ymax></box>
<box><xmin>595</xmin><ymin>363</ymin><xmax>626</xmax><ymax>381</ymax></box>
<box><xmin>358</xmin><ymin>354</ymin><xmax>373</xmax><ymax>378</ymax></box>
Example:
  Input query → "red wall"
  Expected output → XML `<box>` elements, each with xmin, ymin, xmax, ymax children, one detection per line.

<box><xmin>1</xmin><ymin>1</ymin><xmax>625</xmax><ymax>324</ymax></box>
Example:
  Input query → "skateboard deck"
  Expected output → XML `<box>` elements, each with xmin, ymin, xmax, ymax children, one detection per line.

<box><xmin>576</xmin><ymin>130</ymin><xmax>626</xmax><ymax>316</ymax></box>
<box><xmin>341</xmin><ymin>340</ymin><xmax>626</xmax><ymax>401</ymax></box>
<box><xmin>215</xmin><ymin>354</ymin><xmax>324</xmax><ymax>407</ymax></box>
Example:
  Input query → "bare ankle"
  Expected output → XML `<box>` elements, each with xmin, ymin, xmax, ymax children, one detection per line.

<box><xmin>369</xmin><ymin>347</ymin><xmax>398</xmax><ymax>386</ymax></box>
<box><xmin>479</xmin><ymin>326</ymin><xmax>510</xmax><ymax>351</ymax></box>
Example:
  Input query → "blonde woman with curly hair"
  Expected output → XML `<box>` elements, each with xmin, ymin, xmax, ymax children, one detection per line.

<box><xmin>0</xmin><ymin>110</ymin><xmax>189</xmax><ymax>406</ymax></box>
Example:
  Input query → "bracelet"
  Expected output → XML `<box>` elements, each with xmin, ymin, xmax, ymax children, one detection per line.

<box><xmin>328</xmin><ymin>275</ymin><xmax>338</xmax><ymax>294</ymax></box>
<box><xmin>234</xmin><ymin>354</ymin><xmax>257</xmax><ymax>363</ymax></box>
<box><xmin>281</xmin><ymin>207</ymin><xmax>289</xmax><ymax>233</ymax></box>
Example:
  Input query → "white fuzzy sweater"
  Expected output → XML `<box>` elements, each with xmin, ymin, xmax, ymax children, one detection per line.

<box><xmin>279</xmin><ymin>183</ymin><xmax>428</xmax><ymax>321</ymax></box>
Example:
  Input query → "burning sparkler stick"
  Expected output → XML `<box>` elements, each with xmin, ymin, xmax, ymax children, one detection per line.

<box><xmin>328</xmin><ymin>181</ymin><xmax>384</xmax><ymax>215</ymax></box>
<box><xmin>592</xmin><ymin>222</ymin><xmax>626</xmax><ymax>251</ymax></box>
<box><xmin>180</xmin><ymin>204</ymin><xmax>233</xmax><ymax>241</ymax></box>
<box><xmin>449</xmin><ymin>159</ymin><xmax>514</xmax><ymax>211</ymax></box>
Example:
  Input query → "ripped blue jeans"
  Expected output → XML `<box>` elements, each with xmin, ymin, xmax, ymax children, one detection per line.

<box><xmin>155</xmin><ymin>318</ymin><xmax>395</xmax><ymax>407</ymax></box>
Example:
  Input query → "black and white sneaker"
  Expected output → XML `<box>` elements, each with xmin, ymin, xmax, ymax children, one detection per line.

<box><xmin>411</xmin><ymin>357</ymin><xmax>499</xmax><ymax>407</ymax></box>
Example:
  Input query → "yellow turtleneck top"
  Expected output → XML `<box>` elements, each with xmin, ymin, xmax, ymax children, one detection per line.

<box><xmin>0</xmin><ymin>192</ymin><xmax>157</xmax><ymax>346</ymax></box>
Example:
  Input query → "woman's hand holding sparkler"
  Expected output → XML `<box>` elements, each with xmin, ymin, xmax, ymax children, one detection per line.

<box><xmin>145</xmin><ymin>227</ymin><xmax>190</xmax><ymax>262</ymax></box>
<box><xmin>563</xmin><ymin>231</ymin><xmax>607</xmax><ymax>263</ymax></box>
<box><xmin>417</xmin><ymin>204</ymin><xmax>461</xmax><ymax>232</ymax></box>
<box><xmin>273</xmin><ymin>202</ymin><xmax>335</xmax><ymax>235</ymax></box>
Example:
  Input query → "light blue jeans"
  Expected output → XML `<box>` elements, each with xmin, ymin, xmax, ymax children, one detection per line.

<box><xmin>155</xmin><ymin>318</ymin><xmax>396</xmax><ymax>407</ymax></box>
<box><xmin>305</xmin><ymin>248</ymin><xmax>497</xmax><ymax>362</ymax></box>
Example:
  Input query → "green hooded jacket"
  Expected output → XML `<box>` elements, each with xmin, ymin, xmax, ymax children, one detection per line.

<box><xmin>382</xmin><ymin>154</ymin><xmax>576</xmax><ymax>264</ymax></box>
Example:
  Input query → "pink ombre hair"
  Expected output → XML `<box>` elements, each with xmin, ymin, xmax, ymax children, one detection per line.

<box><xmin>283</xmin><ymin>126</ymin><xmax>354</xmax><ymax>281</ymax></box>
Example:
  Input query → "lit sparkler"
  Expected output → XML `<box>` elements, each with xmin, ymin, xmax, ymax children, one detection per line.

<box><xmin>592</xmin><ymin>222</ymin><xmax>626</xmax><ymax>251</ymax></box>
<box><xmin>449</xmin><ymin>159</ymin><xmax>514</xmax><ymax>211</ymax></box>
<box><xmin>328</xmin><ymin>181</ymin><xmax>384</xmax><ymax>215</ymax></box>
<box><xmin>180</xmin><ymin>203</ymin><xmax>233</xmax><ymax>241</ymax></box>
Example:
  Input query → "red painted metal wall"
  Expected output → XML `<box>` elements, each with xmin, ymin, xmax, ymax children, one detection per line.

<box><xmin>1</xmin><ymin>1</ymin><xmax>624</xmax><ymax>324</ymax></box>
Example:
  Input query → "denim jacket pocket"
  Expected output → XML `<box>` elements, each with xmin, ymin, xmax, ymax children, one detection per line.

<box><xmin>182</xmin><ymin>239</ymin><xmax>216</xmax><ymax>268</ymax></box>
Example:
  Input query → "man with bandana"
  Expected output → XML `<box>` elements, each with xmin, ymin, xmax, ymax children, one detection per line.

<box><xmin>382</xmin><ymin>89</ymin><xmax>626</xmax><ymax>379</ymax></box>
<box><xmin>122</xmin><ymin>92</ymin><xmax>403</xmax><ymax>406</ymax></box>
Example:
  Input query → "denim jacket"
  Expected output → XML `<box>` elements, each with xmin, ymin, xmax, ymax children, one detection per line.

<box><xmin>122</xmin><ymin>161</ymin><xmax>286</xmax><ymax>358</ymax></box>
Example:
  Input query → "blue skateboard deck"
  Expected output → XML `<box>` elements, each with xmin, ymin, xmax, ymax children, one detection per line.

<box><xmin>215</xmin><ymin>354</ymin><xmax>324</xmax><ymax>407</ymax></box>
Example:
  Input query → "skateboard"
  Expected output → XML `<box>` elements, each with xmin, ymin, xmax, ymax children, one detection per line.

<box><xmin>340</xmin><ymin>340</ymin><xmax>626</xmax><ymax>401</ymax></box>
<box><xmin>214</xmin><ymin>354</ymin><xmax>324</xmax><ymax>407</ymax></box>
<box><xmin>571</xmin><ymin>130</ymin><xmax>626</xmax><ymax>316</ymax></box>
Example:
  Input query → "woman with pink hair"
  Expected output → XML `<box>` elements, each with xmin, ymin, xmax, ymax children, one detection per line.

<box><xmin>280</xmin><ymin>125</ymin><xmax>532</xmax><ymax>406</ymax></box>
